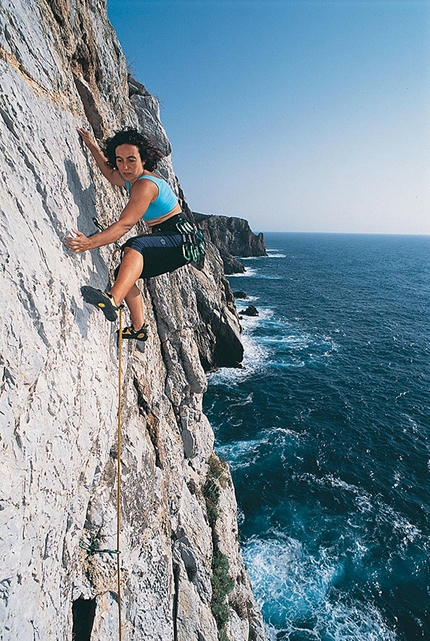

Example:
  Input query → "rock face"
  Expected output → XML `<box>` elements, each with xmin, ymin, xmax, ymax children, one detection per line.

<box><xmin>193</xmin><ymin>213</ymin><xmax>267</xmax><ymax>274</ymax></box>
<box><xmin>241</xmin><ymin>305</ymin><xmax>259</xmax><ymax>317</ymax></box>
<box><xmin>0</xmin><ymin>2</ymin><xmax>265</xmax><ymax>640</ymax></box>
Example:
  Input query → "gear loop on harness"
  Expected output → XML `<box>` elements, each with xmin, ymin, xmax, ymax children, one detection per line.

<box><xmin>175</xmin><ymin>218</ymin><xmax>206</xmax><ymax>264</ymax></box>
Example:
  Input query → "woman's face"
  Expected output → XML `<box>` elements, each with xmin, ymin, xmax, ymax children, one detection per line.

<box><xmin>115</xmin><ymin>143</ymin><xmax>145</xmax><ymax>182</ymax></box>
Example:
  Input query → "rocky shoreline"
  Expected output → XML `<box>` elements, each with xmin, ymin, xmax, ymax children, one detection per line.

<box><xmin>194</xmin><ymin>212</ymin><xmax>267</xmax><ymax>274</ymax></box>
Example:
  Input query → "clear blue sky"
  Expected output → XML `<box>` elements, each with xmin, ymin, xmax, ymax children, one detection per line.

<box><xmin>107</xmin><ymin>0</ymin><xmax>430</xmax><ymax>234</ymax></box>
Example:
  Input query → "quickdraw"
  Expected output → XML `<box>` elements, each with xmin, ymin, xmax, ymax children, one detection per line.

<box><xmin>93</xmin><ymin>217</ymin><xmax>122</xmax><ymax>261</ymax></box>
<box><xmin>176</xmin><ymin>219</ymin><xmax>206</xmax><ymax>263</ymax></box>
<box><xmin>92</xmin><ymin>217</ymin><xmax>122</xmax><ymax>250</ymax></box>
<box><xmin>79</xmin><ymin>536</ymin><xmax>120</xmax><ymax>557</ymax></box>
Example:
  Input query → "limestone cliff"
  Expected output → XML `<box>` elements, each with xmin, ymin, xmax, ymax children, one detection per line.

<box><xmin>193</xmin><ymin>213</ymin><xmax>267</xmax><ymax>275</ymax></box>
<box><xmin>0</xmin><ymin>1</ymin><xmax>265</xmax><ymax>640</ymax></box>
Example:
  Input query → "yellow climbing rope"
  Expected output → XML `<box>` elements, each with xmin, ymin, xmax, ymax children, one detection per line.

<box><xmin>117</xmin><ymin>306</ymin><xmax>123</xmax><ymax>641</ymax></box>
<box><xmin>78</xmin><ymin>229</ymin><xmax>125</xmax><ymax>640</ymax></box>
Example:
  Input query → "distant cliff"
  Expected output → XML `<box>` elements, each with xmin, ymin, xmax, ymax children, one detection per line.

<box><xmin>0</xmin><ymin>1</ymin><xmax>265</xmax><ymax>640</ymax></box>
<box><xmin>194</xmin><ymin>213</ymin><xmax>267</xmax><ymax>274</ymax></box>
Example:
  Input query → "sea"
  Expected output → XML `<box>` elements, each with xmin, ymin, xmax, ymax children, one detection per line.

<box><xmin>203</xmin><ymin>232</ymin><xmax>430</xmax><ymax>641</ymax></box>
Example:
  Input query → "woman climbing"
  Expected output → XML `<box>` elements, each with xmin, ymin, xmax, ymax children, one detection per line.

<box><xmin>65</xmin><ymin>128</ymin><xmax>204</xmax><ymax>341</ymax></box>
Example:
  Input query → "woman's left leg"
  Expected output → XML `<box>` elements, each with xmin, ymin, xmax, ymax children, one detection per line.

<box><xmin>109</xmin><ymin>247</ymin><xmax>144</xmax><ymax>329</ymax></box>
<box><xmin>123</xmin><ymin>284</ymin><xmax>145</xmax><ymax>330</ymax></box>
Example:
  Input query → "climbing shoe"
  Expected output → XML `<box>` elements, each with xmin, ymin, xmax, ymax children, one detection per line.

<box><xmin>81</xmin><ymin>286</ymin><xmax>120</xmax><ymax>322</ymax></box>
<box><xmin>118</xmin><ymin>324</ymin><xmax>149</xmax><ymax>342</ymax></box>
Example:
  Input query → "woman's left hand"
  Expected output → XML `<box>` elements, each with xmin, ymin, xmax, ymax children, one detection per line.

<box><xmin>64</xmin><ymin>229</ymin><xmax>92</xmax><ymax>253</ymax></box>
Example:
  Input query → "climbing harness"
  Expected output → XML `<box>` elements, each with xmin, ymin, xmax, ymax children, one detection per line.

<box><xmin>176</xmin><ymin>218</ymin><xmax>206</xmax><ymax>264</ymax></box>
<box><xmin>93</xmin><ymin>215</ymin><xmax>205</xmax><ymax>264</ymax></box>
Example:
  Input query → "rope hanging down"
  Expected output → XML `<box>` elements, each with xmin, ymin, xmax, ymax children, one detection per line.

<box><xmin>78</xmin><ymin>219</ymin><xmax>124</xmax><ymax>640</ymax></box>
<box><xmin>78</xmin><ymin>307</ymin><xmax>124</xmax><ymax>639</ymax></box>
<box><xmin>117</xmin><ymin>306</ymin><xmax>123</xmax><ymax>641</ymax></box>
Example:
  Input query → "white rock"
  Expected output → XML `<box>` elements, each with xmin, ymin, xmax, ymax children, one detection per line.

<box><xmin>0</xmin><ymin>1</ymin><xmax>266</xmax><ymax>639</ymax></box>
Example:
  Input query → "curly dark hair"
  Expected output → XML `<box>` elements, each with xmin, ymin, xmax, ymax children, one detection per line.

<box><xmin>103</xmin><ymin>128</ymin><xmax>164</xmax><ymax>171</ymax></box>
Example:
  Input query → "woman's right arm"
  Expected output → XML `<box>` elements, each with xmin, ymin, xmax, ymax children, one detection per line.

<box><xmin>77</xmin><ymin>128</ymin><xmax>125</xmax><ymax>187</ymax></box>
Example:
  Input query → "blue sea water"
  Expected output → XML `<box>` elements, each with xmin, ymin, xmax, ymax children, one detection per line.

<box><xmin>203</xmin><ymin>233</ymin><xmax>430</xmax><ymax>641</ymax></box>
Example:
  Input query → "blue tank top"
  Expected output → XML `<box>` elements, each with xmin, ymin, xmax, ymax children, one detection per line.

<box><xmin>125</xmin><ymin>175</ymin><xmax>178</xmax><ymax>221</ymax></box>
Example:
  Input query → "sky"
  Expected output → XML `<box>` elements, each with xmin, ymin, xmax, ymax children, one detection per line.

<box><xmin>107</xmin><ymin>0</ymin><xmax>430</xmax><ymax>234</ymax></box>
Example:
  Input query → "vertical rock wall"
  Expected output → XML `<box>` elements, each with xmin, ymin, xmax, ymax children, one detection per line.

<box><xmin>0</xmin><ymin>1</ymin><xmax>265</xmax><ymax>639</ymax></box>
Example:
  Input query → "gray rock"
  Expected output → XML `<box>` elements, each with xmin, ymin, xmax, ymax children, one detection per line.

<box><xmin>193</xmin><ymin>212</ymin><xmax>267</xmax><ymax>274</ymax></box>
<box><xmin>242</xmin><ymin>305</ymin><xmax>259</xmax><ymax>317</ymax></box>
<box><xmin>0</xmin><ymin>1</ymin><xmax>266</xmax><ymax>640</ymax></box>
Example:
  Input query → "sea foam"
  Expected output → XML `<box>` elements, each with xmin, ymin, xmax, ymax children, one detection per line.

<box><xmin>243</xmin><ymin>535</ymin><xmax>397</xmax><ymax>641</ymax></box>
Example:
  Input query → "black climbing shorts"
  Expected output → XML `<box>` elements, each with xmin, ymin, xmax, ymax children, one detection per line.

<box><xmin>120</xmin><ymin>214</ymin><xmax>189</xmax><ymax>279</ymax></box>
